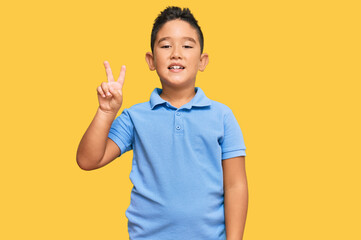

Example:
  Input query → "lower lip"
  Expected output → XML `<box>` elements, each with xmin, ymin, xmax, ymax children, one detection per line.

<box><xmin>169</xmin><ymin>68</ymin><xmax>184</xmax><ymax>73</ymax></box>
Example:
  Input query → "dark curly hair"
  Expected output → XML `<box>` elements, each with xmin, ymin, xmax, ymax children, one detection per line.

<box><xmin>150</xmin><ymin>6</ymin><xmax>204</xmax><ymax>54</ymax></box>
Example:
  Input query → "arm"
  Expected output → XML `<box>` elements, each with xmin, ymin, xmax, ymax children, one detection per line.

<box><xmin>76</xmin><ymin>61</ymin><xmax>126</xmax><ymax>170</ymax></box>
<box><xmin>222</xmin><ymin>156</ymin><xmax>248</xmax><ymax>240</ymax></box>
<box><xmin>76</xmin><ymin>108</ymin><xmax>120</xmax><ymax>170</ymax></box>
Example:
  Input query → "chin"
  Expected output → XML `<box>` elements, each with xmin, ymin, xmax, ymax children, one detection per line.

<box><xmin>161</xmin><ymin>79</ymin><xmax>193</xmax><ymax>88</ymax></box>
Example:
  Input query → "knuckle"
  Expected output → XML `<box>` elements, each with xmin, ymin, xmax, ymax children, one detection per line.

<box><xmin>101</xmin><ymin>82</ymin><xmax>108</xmax><ymax>89</ymax></box>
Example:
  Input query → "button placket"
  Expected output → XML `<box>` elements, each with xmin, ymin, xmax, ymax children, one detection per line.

<box><xmin>174</xmin><ymin>110</ymin><xmax>183</xmax><ymax>135</ymax></box>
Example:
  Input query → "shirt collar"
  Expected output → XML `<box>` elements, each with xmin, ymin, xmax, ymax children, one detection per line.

<box><xmin>149</xmin><ymin>87</ymin><xmax>212</xmax><ymax>110</ymax></box>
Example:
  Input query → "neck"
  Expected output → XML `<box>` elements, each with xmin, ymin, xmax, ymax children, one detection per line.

<box><xmin>159</xmin><ymin>84</ymin><xmax>196</xmax><ymax>108</ymax></box>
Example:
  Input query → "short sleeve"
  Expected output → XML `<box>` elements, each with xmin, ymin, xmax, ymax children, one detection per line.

<box><xmin>220</xmin><ymin>109</ymin><xmax>247</xmax><ymax>160</ymax></box>
<box><xmin>108</xmin><ymin>108</ymin><xmax>134</xmax><ymax>157</ymax></box>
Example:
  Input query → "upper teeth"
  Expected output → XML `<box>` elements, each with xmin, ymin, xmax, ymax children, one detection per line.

<box><xmin>170</xmin><ymin>66</ymin><xmax>183</xmax><ymax>69</ymax></box>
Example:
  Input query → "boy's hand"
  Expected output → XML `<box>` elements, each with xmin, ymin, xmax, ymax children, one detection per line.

<box><xmin>97</xmin><ymin>61</ymin><xmax>126</xmax><ymax>115</ymax></box>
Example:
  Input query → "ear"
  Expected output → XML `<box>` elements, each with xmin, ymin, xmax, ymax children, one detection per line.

<box><xmin>198</xmin><ymin>53</ymin><xmax>209</xmax><ymax>72</ymax></box>
<box><xmin>145</xmin><ymin>52</ymin><xmax>156</xmax><ymax>71</ymax></box>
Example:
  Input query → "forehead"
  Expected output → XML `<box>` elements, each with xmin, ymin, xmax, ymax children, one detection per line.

<box><xmin>156</xmin><ymin>19</ymin><xmax>199</xmax><ymax>42</ymax></box>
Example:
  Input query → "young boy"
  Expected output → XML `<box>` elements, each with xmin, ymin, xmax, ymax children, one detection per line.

<box><xmin>77</xmin><ymin>6</ymin><xmax>248</xmax><ymax>240</ymax></box>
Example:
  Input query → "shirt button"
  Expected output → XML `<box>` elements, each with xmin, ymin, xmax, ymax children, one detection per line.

<box><xmin>176</xmin><ymin>125</ymin><xmax>181</xmax><ymax>130</ymax></box>
<box><xmin>176</xmin><ymin>112</ymin><xmax>181</xmax><ymax>116</ymax></box>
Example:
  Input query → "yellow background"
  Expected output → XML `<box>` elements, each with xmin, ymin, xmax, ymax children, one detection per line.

<box><xmin>1</xmin><ymin>0</ymin><xmax>360</xmax><ymax>239</ymax></box>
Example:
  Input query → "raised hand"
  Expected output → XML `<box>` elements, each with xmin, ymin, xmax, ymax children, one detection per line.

<box><xmin>97</xmin><ymin>61</ymin><xmax>126</xmax><ymax>114</ymax></box>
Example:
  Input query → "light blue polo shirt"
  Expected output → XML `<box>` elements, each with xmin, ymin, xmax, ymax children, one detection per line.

<box><xmin>108</xmin><ymin>87</ymin><xmax>246</xmax><ymax>240</ymax></box>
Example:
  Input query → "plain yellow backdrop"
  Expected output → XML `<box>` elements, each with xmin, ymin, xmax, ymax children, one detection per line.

<box><xmin>1</xmin><ymin>0</ymin><xmax>360</xmax><ymax>239</ymax></box>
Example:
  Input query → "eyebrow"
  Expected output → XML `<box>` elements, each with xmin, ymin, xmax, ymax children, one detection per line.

<box><xmin>157</xmin><ymin>37</ymin><xmax>197</xmax><ymax>44</ymax></box>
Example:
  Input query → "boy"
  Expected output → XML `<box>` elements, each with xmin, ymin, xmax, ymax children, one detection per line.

<box><xmin>77</xmin><ymin>6</ymin><xmax>248</xmax><ymax>240</ymax></box>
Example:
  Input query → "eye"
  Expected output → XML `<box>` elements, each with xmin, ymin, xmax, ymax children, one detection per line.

<box><xmin>161</xmin><ymin>45</ymin><xmax>171</xmax><ymax>48</ymax></box>
<box><xmin>183</xmin><ymin>45</ymin><xmax>193</xmax><ymax>48</ymax></box>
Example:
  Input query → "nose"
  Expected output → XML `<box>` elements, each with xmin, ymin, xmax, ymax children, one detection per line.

<box><xmin>170</xmin><ymin>45</ymin><xmax>182</xmax><ymax>59</ymax></box>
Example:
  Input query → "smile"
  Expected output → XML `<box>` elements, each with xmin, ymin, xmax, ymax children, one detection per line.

<box><xmin>168</xmin><ymin>66</ymin><xmax>185</xmax><ymax>69</ymax></box>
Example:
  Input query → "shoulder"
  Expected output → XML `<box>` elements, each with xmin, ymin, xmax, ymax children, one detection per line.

<box><xmin>128</xmin><ymin>101</ymin><xmax>149</xmax><ymax>110</ymax></box>
<box><xmin>122</xmin><ymin>101</ymin><xmax>151</xmax><ymax>114</ymax></box>
<box><xmin>209</xmin><ymin>99</ymin><xmax>233</xmax><ymax>117</ymax></box>
<box><xmin>116</xmin><ymin>101</ymin><xmax>154</xmax><ymax>124</ymax></box>
<box><xmin>111</xmin><ymin>102</ymin><xmax>149</xmax><ymax>129</ymax></box>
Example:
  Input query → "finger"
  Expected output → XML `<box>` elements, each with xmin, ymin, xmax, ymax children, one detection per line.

<box><xmin>104</xmin><ymin>61</ymin><xmax>115</xmax><ymax>82</ymax></box>
<box><xmin>109</xmin><ymin>87</ymin><xmax>122</xmax><ymax>102</ymax></box>
<box><xmin>97</xmin><ymin>86</ymin><xmax>106</xmax><ymax>98</ymax></box>
<box><xmin>101</xmin><ymin>82</ymin><xmax>112</xmax><ymax>97</ymax></box>
<box><xmin>117</xmin><ymin>65</ymin><xmax>126</xmax><ymax>86</ymax></box>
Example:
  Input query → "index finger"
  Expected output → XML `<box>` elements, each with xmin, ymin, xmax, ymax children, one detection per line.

<box><xmin>103</xmin><ymin>61</ymin><xmax>115</xmax><ymax>82</ymax></box>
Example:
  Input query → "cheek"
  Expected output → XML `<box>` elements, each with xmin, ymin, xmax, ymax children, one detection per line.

<box><xmin>155</xmin><ymin>56</ymin><xmax>166</xmax><ymax>67</ymax></box>
<box><xmin>190</xmin><ymin>59</ymin><xmax>200</xmax><ymax>70</ymax></box>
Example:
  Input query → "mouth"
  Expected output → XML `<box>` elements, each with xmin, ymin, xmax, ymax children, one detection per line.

<box><xmin>168</xmin><ymin>63</ymin><xmax>185</xmax><ymax>72</ymax></box>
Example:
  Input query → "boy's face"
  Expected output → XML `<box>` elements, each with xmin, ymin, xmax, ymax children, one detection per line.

<box><xmin>146</xmin><ymin>19</ymin><xmax>209</xmax><ymax>89</ymax></box>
